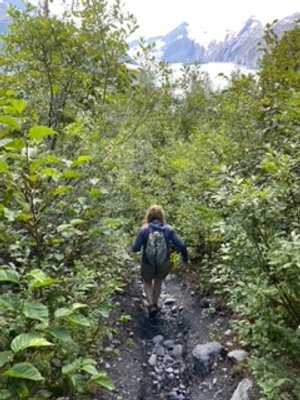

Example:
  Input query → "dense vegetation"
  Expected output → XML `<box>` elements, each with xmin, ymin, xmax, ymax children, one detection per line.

<box><xmin>0</xmin><ymin>0</ymin><xmax>299</xmax><ymax>398</ymax></box>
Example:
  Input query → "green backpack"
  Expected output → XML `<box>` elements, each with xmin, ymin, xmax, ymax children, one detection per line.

<box><xmin>145</xmin><ymin>227</ymin><xmax>168</xmax><ymax>267</ymax></box>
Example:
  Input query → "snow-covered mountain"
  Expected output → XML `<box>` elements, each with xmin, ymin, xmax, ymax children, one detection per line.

<box><xmin>130</xmin><ymin>13</ymin><xmax>300</xmax><ymax>69</ymax></box>
<box><xmin>1</xmin><ymin>2</ymin><xmax>299</xmax><ymax>70</ymax></box>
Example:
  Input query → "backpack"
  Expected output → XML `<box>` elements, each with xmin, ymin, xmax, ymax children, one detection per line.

<box><xmin>145</xmin><ymin>227</ymin><xmax>168</xmax><ymax>267</ymax></box>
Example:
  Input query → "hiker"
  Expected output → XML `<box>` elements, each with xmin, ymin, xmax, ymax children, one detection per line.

<box><xmin>132</xmin><ymin>204</ymin><xmax>188</xmax><ymax>317</ymax></box>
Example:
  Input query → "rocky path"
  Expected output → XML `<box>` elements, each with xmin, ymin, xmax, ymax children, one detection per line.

<box><xmin>96</xmin><ymin>270</ymin><xmax>254</xmax><ymax>400</ymax></box>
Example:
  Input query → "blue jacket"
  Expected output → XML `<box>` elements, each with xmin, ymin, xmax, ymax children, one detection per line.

<box><xmin>132</xmin><ymin>219</ymin><xmax>188</xmax><ymax>265</ymax></box>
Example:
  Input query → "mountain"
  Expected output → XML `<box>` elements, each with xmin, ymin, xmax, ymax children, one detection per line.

<box><xmin>130</xmin><ymin>13</ymin><xmax>300</xmax><ymax>69</ymax></box>
<box><xmin>1</xmin><ymin>2</ymin><xmax>299</xmax><ymax>69</ymax></box>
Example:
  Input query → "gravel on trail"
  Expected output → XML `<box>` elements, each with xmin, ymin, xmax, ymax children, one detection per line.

<box><xmin>94</xmin><ymin>271</ymin><xmax>254</xmax><ymax>400</ymax></box>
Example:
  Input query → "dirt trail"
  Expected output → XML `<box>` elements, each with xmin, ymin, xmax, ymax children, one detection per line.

<box><xmin>96</xmin><ymin>269</ymin><xmax>252</xmax><ymax>400</ymax></box>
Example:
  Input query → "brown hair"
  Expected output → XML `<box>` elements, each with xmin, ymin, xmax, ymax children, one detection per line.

<box><xmin>143</xmin><ymin>204</ymin><xmax>166</xmax><ymax>224</ymax></box>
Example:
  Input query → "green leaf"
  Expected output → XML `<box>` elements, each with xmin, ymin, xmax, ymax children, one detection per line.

<box><xmin>11</xmin><ymin>333</ymin><xmax>54</xmax><ymax>353</ymax></box>
<box><xmin>0</xmin><ymin>293</ymin><xmax>21</xmax><ymax>311</ymax></box>
<box><xmin>57</xmin><ymin>224</ymin><xmax>71</xmax><ymax>233</ymax></box>
<box><xmin>89</xmin><ymin>188</ymin><xmax>103</xmax><ymax>198</ymax></box>
<box><xmin>4</xmin><ymin>138</ymin><xmax>25</xmax><ymax>152</ymax></box>
<box><xmin>71</xmin><ymin>303</ymin><xmax>88</xmax><ymax>311</ymax></box>
<box><xmin>70</xmin><ymin>374</ymin><xmax>86</xmax><ymax>393</ymax></box>
<box><xmin>0</xmin><ymin>351</ymin><xmax>13</xmax><ymax>367</ymax></box>
<box><xmin>31</xmin><ymin>390</ymin><xmax>52</xmax><ymax>400</ymax></box>
<box><xmin>89</xmin><ymin>178</ymin><xmax>99</xmax><ymax>185</ymax></box>
<box><xmin>0</xmin><ymin>268</ymin><xmax>20</xmax><ymax>284</ymax></box>
<box><xmin>90</xmin><ymin>373</ymin><xmax>115</xmax><ymax>391</ymax></box>
<box><xmin>81</xmin><ymin>364</ymin><xmax>98</xmax><ymax>375</ymax></box>
<box><xmin>22</xmin><ymin>300</ymin><xmax>49</xmax><ymax>324</ymax></box>
<box><xmin>81</xmin><ymin>358</ymin><xmax>96</xmax><ymax>366</ymax></box>
<box><xmin>52</xmin><ymin>186</ymin><xmax>73</xmax><ymax>196</ymax></box>
<box><xmin>3</xmin><ymin>208</ymin><xmax>17</xmax><ymax>222</ymax></box>
<box><xmin>41</xmin><ymin>168</ymin><xmax>61</xmax><ymax>179</ymax></box>
<box><xmin>17</xmin><ymin>213</ymin><xmax>33</xmax><ymax>223</ymax></box>
<box><xmin>26</xmin><ymin>269</ymin><xmax>46</xmax><ymax>281</ymax></box>
<box><xmin>99</xmin><ymin>305</ymin><xmax>110</xmax><ymax>319</ymax></box>
<box><xmin>261</xmin><ymin>159</ymin><xmax>278</xmax><ymax>174</ymax></box>
<box><xmin>28</xmin><ymin>126</ymin><xmax>55</xmax><ymax>142</ymax></box>
<box><xmin>44</xmin><ymin>154</ymin><xmax>61</xmax><ymax>164</ymax></box>
<box><xmin>26</xmin><ymin>269</ymin><xmax>58</xmax><ymax>289</ymax></box>
<box><xmin>62</xmin><ymin>358</ymin><xmax>82</xmax><ymax>375</ymax></box>
<box><xmin>48</xmin><ymin>326</ymin><xmax>72</xmax><ymax>342</ymax></box>
<box><xmin>9</xmin><ymin>99</ymin><xmax>27</xmax><ymax>115</ymax></box>
<box><xmin>70</xmin><ymin>219</ymin><xmax>84</xmax><ymax>226</ymax></box>
<box><xmin>0</xmin><ymin>160</ymin><xmax>9</xmax><ymax>174</ymax></box>
<box><xmin>66</xmin><ymin>313</ymin><xmax>90</xmax><ymax>327</ymax></box>
<box><xmin>0</xmin><ymin>389</ymin><xmax>12</xmax><ymax>399</ymax></box>
<box><xmin>71</xmin><ymin>155</ymin><xmax>93</xmax><ymax>167</ymax></box>
<box><xmin>4</xmin><ymin>362</ymin><xmax>44</xmax><ymax>381</ymax></box>
<box><xmin>0</xmin><ymin>116</ymin><xmax>20</xmax><ymax>130</ymax></box>
<box><xmin>62</xmin><ymin>169</ymin><xmax>84</xmax><ymax>179</ymax></box>
<box><xmin>54</xmin><ymin>307</ymin><xmax>72</xmax><ymax>318</ymax></box>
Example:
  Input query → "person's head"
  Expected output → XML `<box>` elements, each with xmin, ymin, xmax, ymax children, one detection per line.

<box><xmin>144</xmin><ymin>204</ymin><xmax>165</xmax><ymax>224</ymax></box>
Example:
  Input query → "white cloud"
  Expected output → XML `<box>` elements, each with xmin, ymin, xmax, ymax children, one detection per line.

<box><xmin>121</xmin><ymin>0</ymin><xmax>299</xmax><ymax>38</ymax></box>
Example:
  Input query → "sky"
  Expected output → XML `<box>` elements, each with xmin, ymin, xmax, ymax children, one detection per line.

<box><xmin>120</xmin><ymin>0</ymin><xmax>299</xmax><ymax>40</ymax></box>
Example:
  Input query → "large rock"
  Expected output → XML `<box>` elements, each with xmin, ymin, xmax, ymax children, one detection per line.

<box><xmin>230</xmin><ymin>378</ymin><xmax>253</xmax><ymax>400</ymax></box>
<box><xmin>192</xmin><ymin>342</ymin><xmax>224</xmax><ymax>376</ymax></box>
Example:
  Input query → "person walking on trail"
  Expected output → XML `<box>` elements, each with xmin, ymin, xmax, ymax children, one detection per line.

<box><xmin>132</xmin><ymin>204</ymin><xmax>188</xmax><ymax>318</ymax></box>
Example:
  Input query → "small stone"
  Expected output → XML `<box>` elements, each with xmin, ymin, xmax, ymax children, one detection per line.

<box><xmin>153</xmin><ymin>335</ymin><xmax>164</xmax><ymax>344</ymax></box>
<box><xmin>164</xmin><ymin>340</ymin><xmax>175</xmax><ymax>349</ymax></box>
<box><xmin>171</xmin><ymin>344</ymin><xmax>183</xmax><ymax>357</ymax></box>
<box><xmin>180</xmin><ymin>363</ymin><xmax>186</xmax><ymax>373</ymax></box>
<box><xmin>165</xmin><ymin>297</ymin><xmax>176</xmax><ymax>305</ymax></box>
<box><xmin>154</xmin><ymin>366</ymin><xmax>162</xmax><ymax>374</ymax></box>
<box><xmin>163</xmin><ymin>355</ymin><xmax>174</xmax><ymax>364</ymax></box>
<box><xmin>228</xmin><ymin>349</ymin><xmax>248</xmax><ymax>363</ymax></box>
<box><xmin>153</xmin><ymin>344</ymin><xmax>165</xmax><ymax>356</ymax></box>
<box><xmin>167</xmin><ymin>390</ymin><xmax>179</xmax><ymax>400</ymax></box>
<box><xmin>148</xmin><ymin>354</ymin><xmax>157</xmax><ymax>366</ymax></box>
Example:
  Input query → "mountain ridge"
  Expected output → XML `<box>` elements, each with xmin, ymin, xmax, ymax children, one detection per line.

<box><xmin>130</xmin><ymin>13</ymin><xmax>300</xmax><ymax>68</ymax></box>
<box><xmin>0</xmin><ymin>2</ymin><xmax>299</xmax><ymax>69</ymax></box>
